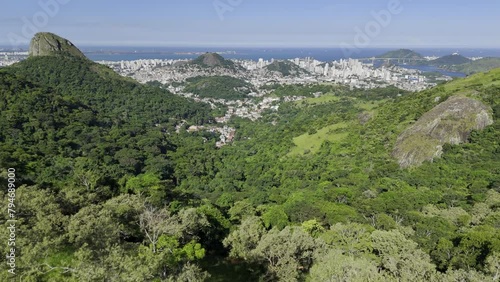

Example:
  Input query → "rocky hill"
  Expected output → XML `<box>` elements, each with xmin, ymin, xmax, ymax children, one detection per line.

<box><xmin>190</xmin><ymin>52</ymin><xmax>235</xmax><ymax>68</ymax></box>
<box><xmin>29</xmin><ymin>32</ymin><xmax>86</xmax><ymax>59</ymax></box>
<box><xmin>392</xmin><ymin>95</ymin><xmax>493</xmax><ymax>168</ymax></box>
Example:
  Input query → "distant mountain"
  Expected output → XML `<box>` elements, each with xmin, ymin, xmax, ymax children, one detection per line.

<box><xmin>29</xmin><ymin>32</ymin><xmax>86</xmax><ymax>59</ymax></box>
<box><xmin>447</xmin><ymin>57</ymin><xmax>500</xmax><ymax>75</ymax></box>
<box><xmin>190</xmin><ymin>52</ymin><xmax>236</xmax><ymax>68</ymax></box>
<box><xmin>378</xmin><ymin>49</ymin><xmax>424</xmax><ymax>60</ymax></box>
<box><xmin>430</xmin><ymin>54</ymin><xmax>472</xmax><ymax>66</ymax></box>
<box><xmin>265</xmin><ymin>60</ymin><xmax>308</xmax><ymax>76</ymax></box>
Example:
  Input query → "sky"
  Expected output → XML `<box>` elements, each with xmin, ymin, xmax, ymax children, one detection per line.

<box><xmin>0</xmin><ymin>0</ymin><xmax>498</xmax><ymax>48</ymax></box>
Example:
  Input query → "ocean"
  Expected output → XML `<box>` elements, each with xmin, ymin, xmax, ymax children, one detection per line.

<box><xmin>397</xmin><ymin>65</ymin><xmax>467</xmax><ymax>78</ymax></box>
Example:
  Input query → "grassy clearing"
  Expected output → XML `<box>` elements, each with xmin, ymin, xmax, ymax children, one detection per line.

<box><xmin>444</xmin><ymin>68</ymin><xmax>500</xmax><ymax>92</ymax></box>
<box><xmin>295</xmin><ymin>93</ymin><xmax>340</xmax><ymax>107</ymax></box>
<box><xmin>288</xmin><ymin>123</ymin><xmax>349</xmax><ymax>156</ymax></box>
<box><xmin>357</xmin><ymin>99</ymin><xmax>387</xmax><ymax>111</ymax></box>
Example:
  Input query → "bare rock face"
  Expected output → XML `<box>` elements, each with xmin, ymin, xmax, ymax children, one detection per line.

<box><xmin>393</xmin><ymin>96</ymin><xmax>493</xmax><ymax>168</ymax></box>
<box><xmin>358</xmin><ymin>111</ymin><xmax>373</xmax><ymax>125</ymax></box>
<box><xmin>29</xmin><ymin>32</ymin><xmax>86</xmax><ymax>59</ymax></box>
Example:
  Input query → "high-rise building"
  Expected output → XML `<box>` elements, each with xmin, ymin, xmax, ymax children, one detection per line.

<box><xmin>258</xmin><ymin>58</ymin><xmax>264</xmax><ymax>68</ymax></box>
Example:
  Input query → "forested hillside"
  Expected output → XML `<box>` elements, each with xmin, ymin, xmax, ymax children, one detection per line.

<box><xmin>0</xmin><ymin>53</ymin><xmax>499</xmax><ymax>281</ymax></box>
<box><xmin>0</xmin><ymin>56</ymin><xmax>217</xmax><ymax>280</ymax></box>
<box><xmin>184</xmin><ymin>76</ymin><xmax>255</xmax><ymax>100</ymax></box>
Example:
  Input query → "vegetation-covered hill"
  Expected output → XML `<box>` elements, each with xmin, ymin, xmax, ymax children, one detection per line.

<box><xmin>0</xmin><ymin>34</ymin><xmax>499</xmax><ymax>281</ymax></box>
<box><xmin>184</xmin><ymin>75</ymin><xmax>255</xmax><ymax>100</ymax></box>
<box><xmin>265</xmin><ymin>60</ymin><xmax>309</xmax><ymax>76</ymax></box>
<box><xmin>0</xmin><ymin>49</ymin><xmax>223</xmax><ymax>280</ymax></box>
<box><xmin>378</xmin><ymin>49</ymin><xmax>425</xmax><ymax>60</ymax></box>
<box><xmin>10</xmin><ymin>56</ymin><xmax>211</xmax><ymax>123</ymax></box>
<box><xmin>177</xmin><ymin>70</ymin><xmax>500</xmax><ymax>280</ymax></box>
<box><xmin>431</xmin><ymin>54</ymin><xmax>472</xmax><ymax>66</ymax></box>
<box><xmin>0</xmin><ymin>54</ymin><xmax>216</xmax><ymax>189</ymax></box>
<box><xmin>448</xmin><ymin>57</ymin><xmax>500</xmax><ymax>75</ymax></box>
<box><xmin>378</xmin><ymin>50</ymin><xmax>500</xmax><ymax>76</ymax></box>
<box><xmin>189</xmin><ymin>53</ymin><xmax>241</xmax><ymax>71</ymax></box>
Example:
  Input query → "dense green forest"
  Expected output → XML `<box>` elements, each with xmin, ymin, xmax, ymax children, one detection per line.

<box><xmin>0</xmin><ymin>55</ymin><xmax>499</xmax><ymax>281</ymax></box>
<box><xmin>184</xmin><ymin>76</ymin><xmax>255</xmax><ymax>100</ymax></box>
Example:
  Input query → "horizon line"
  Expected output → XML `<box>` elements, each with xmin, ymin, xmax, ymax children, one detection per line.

<box><xmin>2</xmin><ymin>44</ymin><xmax>500</xmax><ymax>50</ymax></box>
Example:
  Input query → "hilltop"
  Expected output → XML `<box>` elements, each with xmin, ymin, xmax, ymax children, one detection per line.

<box><xmin>447</xmin><ymin>57</ymin><xmax>500</xmax><ymax>75</ymax></box>
<box><xmin>190</xmin><ymin>52</ymin><xmax>237</xmax><ymax>68</ymax></box>
<box><xmin>430</xmin><ymin>54</ymin><xmax>472</xmax><ymax>66</ymax></box>
<box><xmin>29</xmin><ymin>32</ymin><xmax>87</xmax><ymax>59</ymax></box>
<box><xmin>265</xmin><ymin>60</ymin><xmax>309</xmax><ymax>76</ymax></box>
<box><xmin>378</xmin><ymin>49</ymin><xmax>424</xmax><ymax>60</ymax></box>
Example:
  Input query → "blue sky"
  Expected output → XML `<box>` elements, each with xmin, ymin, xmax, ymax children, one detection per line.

<box><xmin>0</xmin><ymin>0</ymin><xmax>498</xmax><ymax>48</ymax></box>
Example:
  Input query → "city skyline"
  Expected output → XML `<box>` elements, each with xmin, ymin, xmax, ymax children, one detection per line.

<box><xmin>1</xmin><ymin>0</ymin><xmax>499</xmax><ymax>48</ymax></box>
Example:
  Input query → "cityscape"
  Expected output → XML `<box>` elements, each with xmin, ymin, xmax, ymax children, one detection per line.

<box><xmin>105</xmin><ymin>56</ymin><xmax>437</xmax><ymax>91</ymax></box>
